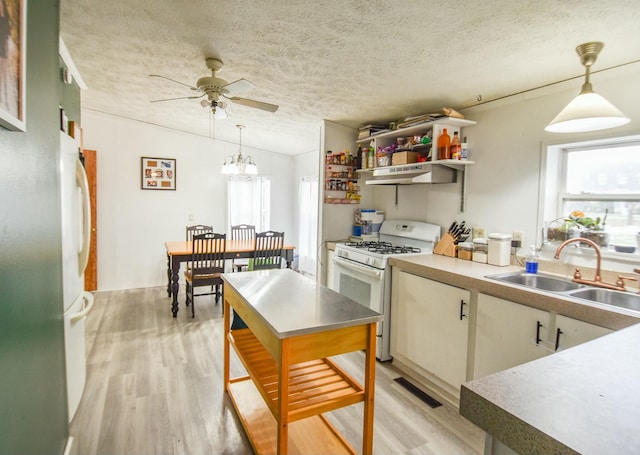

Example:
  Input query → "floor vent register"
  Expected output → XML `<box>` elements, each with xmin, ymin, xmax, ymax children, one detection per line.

<box><xmin>394</xmin><ymin>377</ymin><xmax>442</xmax><ymax>409</ymax></box>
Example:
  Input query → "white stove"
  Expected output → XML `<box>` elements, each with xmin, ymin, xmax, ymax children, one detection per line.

<box><xmin>335</xmin><ymin>220</ymin><xmax>441</xmax><ymax>269</ymax></box>
<box><xmin>330</xmin><ymin>220</ymin><xmax>441</xmax><ymax>361</ymax></box>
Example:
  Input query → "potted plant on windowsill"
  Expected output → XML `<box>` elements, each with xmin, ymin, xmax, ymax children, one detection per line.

<box><xmin>570</xmin><ymin>210</ymin><xmax>610</xmax><ymax>248</ymax></box>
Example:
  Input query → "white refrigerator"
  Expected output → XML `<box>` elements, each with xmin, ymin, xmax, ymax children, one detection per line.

<box><xmin>59</xmin><ymin>132</ymin><xmax>94</xmax><ymax>423</ymax></box>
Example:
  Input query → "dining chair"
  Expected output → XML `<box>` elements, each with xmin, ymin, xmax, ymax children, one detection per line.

<box><xmin>186</xmin><ymin>224</ymin><xmax>214</xmax><ymax>241</ymax></box>
<box><xmin>231</xmin><ymin>230</ymin><xmax>284</xmax><ymax>330</ymax></box>
<box><xmin>251</xmin><ymin>230</ymin><xmax>285</xmax><ymax>270</ymax></box>
<box><xmin>230</xmin><ymin>224</ymin><xmax>256</xmax><ymax>272</ymax></box>
<box><xmin>184</xmin><ymin>232</ymin><xmax>226</xmax><ymax>318</ymax></box>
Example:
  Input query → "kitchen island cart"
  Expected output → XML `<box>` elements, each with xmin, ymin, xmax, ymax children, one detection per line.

<box><xmin>222</xmin><ymin>269</ymin><xmax>382</xmax><ymax>455</ymax></box>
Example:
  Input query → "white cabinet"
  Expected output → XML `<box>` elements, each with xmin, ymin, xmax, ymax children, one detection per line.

<box><xmin>474</xmin><ymin>293</ymin><xmax>614</xmax><ymax>380</ymax></box>
<box><xmin>555</xmin><ymin>314</ymin><xmax>612</xmax><ymax>351</ymax></box>
<box><xmin>474</xmin><ymin>294</ymin><xmax>550</xmax><ymax>379</ymax></box>
<box><xmin>391</xmin><ymin>271</ymin><xmax>470</xmax><ymax>394</ymax></box>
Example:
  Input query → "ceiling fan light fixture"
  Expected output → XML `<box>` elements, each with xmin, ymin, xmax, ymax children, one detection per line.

<box><xmin>221</xmin><ymin>125</ymin><xmax>257</xmax><ymax>175</ymax></box>
<box><xmin>545</xmin><ymin>42</ymin><xmax>630</xmax><ymax>133</ymax></box>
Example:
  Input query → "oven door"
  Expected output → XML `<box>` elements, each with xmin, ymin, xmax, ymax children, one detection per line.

<box><xmin>330</xmin><ymin>255</ymin><xmax>390</xmax><ymax>360</ymax></box>
<box><xmin>330</xmin><ymin>256</ymin><xmax>385</xmax><ymax>312</ymax></box>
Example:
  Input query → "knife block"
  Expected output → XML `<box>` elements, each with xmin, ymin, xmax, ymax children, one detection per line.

<box><xmin>433</xmin><ymin>233</ymin><xmax>457</xmax><ymax>257</ymax></box>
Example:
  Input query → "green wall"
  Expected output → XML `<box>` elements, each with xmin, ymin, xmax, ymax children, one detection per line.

<box><xmin>0</xmin><ymin>1</ymin><xmax>70</xmax><ymax>453</ymax></box>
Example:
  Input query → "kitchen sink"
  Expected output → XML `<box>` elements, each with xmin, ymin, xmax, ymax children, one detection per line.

<box><xmin>486</xmin><ymin>272</ymin><xmax>585</xmax><ymax>292</ymax></box>
<box><xmin>566</xmin><ymin>288</ymin><xmax>640</xmax><ymax>311</ymax></box>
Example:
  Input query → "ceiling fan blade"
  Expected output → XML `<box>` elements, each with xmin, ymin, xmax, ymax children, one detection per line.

<box><xmin>149</xmin><ymin>74</ymin><xmax>198</xmax><ymax>91</ymax></box>
<box><xmin>150</xmin><ymin>94</ymin><xmax>204</xmax><ymax>103</ymax></box>
<box><xmin>222</xmin><ymin>78</ymin><xmax>256</xmax><ymax>97</ymax></box>
<box><xmin>228</xmin><ymin>96</ymin><xmax>279</xmax><ymax>113</ymax></box>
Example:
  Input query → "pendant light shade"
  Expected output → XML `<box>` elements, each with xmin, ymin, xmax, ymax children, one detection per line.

<box><xmin>545</xmin><ymin>42</ymin><xmax>630</xmax><ymax>133</ymax></box>
<box><xmin>221</xmin><ymin>125</ymin><xmax>258</xmax><ymax>175</ymax></box>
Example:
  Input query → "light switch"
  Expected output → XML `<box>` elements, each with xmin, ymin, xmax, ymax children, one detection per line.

<box><xmin>188</xmin><ymin>213</ymin><xmax>194</xmax><ymax>221</ymax></box>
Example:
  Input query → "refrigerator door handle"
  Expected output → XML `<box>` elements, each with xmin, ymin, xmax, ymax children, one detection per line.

<box><xmin>70</xmin><ymin>291</ymin><xmax>95</xmax><ymax>323</ymax></box>
<box><xmin>76</xmin><ymin>158</ymin><xmax>91</xmax><ymax>276</ymax></box>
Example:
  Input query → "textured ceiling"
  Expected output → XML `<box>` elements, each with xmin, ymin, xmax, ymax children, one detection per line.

<box><xmin>60</xmin><ymin>0</ymin><xmax>640</xmax><ymax>156</ymax></box>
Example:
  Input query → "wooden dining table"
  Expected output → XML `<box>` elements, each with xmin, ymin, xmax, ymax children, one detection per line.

<box><xmin>165</xmin><ymin>239</ymin><xmax>295</xmax><ymax>317</ymax></box>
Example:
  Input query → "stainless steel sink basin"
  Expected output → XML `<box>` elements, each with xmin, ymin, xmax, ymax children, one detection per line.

<box><xmin>487</xmin><ymin>272</ymin><xmax>585</xmax><ymax>292</ymax></box>
<box><xmin>567</xmin><ymin>288</ymin><xmax>640</xmax><ymax>311</ymax></box>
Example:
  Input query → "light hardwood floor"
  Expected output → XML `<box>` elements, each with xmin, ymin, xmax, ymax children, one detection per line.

<box><xmin>70</xmin><ymin>286</ymin><xmax>484</xmax><ymax>455</ymax></box>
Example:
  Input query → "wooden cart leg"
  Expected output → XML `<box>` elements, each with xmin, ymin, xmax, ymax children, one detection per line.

<box><xmin>277</xmin><ymin>338</ymin><xmax>291</xmax><ymax>455</ymax></box>
<box><xmin>223</xmin><ymin>287</ymin><xmax>230</xmax><ymax>392</ymax></box>
<box><xmin>362</xmin><ymin>323</ymin><xmax>376</xmax><ymax>455</ymax></box>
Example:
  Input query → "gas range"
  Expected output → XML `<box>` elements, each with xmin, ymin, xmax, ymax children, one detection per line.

<box><xmin>335</xmin><ymin>220</ymin><xmax>441</xmax><ymax>270</ymax></box>
<box><xmin>330</xmin><ymin>219</ymin><xmax>441</xmax><ymax>361</ymax></box>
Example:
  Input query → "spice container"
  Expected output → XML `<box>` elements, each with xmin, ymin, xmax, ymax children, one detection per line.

<box><xmin>488</xmin><ymin>233</ymin><xmax>512</xmax><ymax>266</ymax></box>
<box><xmin>472</xmin><ymin>238</ymin><xmax>488</xmax><ymax>263</ymax></box>
<box><xmin>458</xmin><ymin>242</ymin><xmax>473</xmax><ymax>261</ymax></box>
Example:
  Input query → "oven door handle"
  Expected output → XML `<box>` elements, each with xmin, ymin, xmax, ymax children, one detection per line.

<box><xmin>333</xmin><ymin>256</ymin><xmax>383</xmax><ymax>279</ymax></box>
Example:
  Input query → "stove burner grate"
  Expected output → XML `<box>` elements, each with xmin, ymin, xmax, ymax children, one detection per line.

<box><xmin>343</xmin><ymin>241</ymin><xmax>421</xmax><ymax>255</ymax></box>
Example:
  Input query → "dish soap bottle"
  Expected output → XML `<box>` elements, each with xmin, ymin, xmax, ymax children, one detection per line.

<box><xmin>525</xmin><ymin>245</ymin><xmax>538</xmax><ymax>274</ymax></box>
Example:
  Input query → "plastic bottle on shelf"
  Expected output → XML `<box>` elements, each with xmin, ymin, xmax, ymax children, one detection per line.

<box><xmin>525</xmin><ymin>245</ymin><xmax>539</xmax><ymax>274</ymax></box>
<box><xmin>461</xmin><ymin>137</ymin><xmax>468</xmax><ymax>160</ymax></box>
<box><xmin>437</xmin><ymin>128</ymin><xmax>451</xmax><ymax>160</ymax></box>
<box><xmin>451</xmin><ymin>132</ymin><xmax>461</xmax><ymax>160</ymax></box>
<box><xmin>368</xmin><ymin>146</ymin><xmax>375</xmax><ymax>169</ymax></box>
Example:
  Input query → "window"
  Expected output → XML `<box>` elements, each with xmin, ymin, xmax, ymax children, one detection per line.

<box><xmin>227</xmin><ymin>176</ymin><xmax>270</xmax><ymax>232</ymax></box>
<box><xmin>546</xmin><ymin>136</ymin><xmax>640</xmax><ymax>248</ymax></box>
<box><xmin>297</xmin><ymin>177</ymin><xmax>318</xmax><ymax>277</ymax></box>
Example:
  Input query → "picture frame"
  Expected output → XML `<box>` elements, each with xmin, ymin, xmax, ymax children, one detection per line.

<box><xmin>141</xmin><ymin>157</ymin><xmax>176</xmax><ymax>190</ymax></box>
<box><xmin>0</xmin><ymin>0</ymin><xmax>26</xmax><ymax>131</ymax></box>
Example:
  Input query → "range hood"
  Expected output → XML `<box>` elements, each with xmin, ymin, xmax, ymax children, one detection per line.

<box><xmin>365</xmin><ymin>162</ymin><xmax>456</xmax><ymax>185</ymax></box>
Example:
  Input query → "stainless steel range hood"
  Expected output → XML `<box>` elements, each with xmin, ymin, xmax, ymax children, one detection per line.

<box><xmin>365</xmin><ymin>162</ymin><xmax>456</xmax><ymax>185</ymax></box>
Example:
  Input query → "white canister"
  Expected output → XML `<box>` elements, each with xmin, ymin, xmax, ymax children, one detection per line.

<box><xmin>488</xmin><ymin>233</ymin><xmax>512</xmax><ymax>266</ymax></box>
<box><xmin>472</xmin><ymin>238</ymin><xmax>488</xmax><ymax>263</ymax></box>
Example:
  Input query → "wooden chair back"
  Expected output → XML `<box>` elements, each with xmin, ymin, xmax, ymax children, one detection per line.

<box><xmin>189</xmin><ymin>232</ymin><xmax>226</xmax><ymax>280</ymax></box>
<box><xmin>186</xmin><ymin>224</ymin><xmax>214</xmax><ymax>241</ymax></box>
<box><xmin>231</xmin><ymin>224</ymin><xmax>256</xmax><ymax>242</ymax></box>
<box><xmin>251</xmin><ymin>231</ymin><xmax>284</xmax><ymax>270</ymax></box>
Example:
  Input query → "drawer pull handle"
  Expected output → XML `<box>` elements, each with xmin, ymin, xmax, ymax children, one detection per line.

<box><xmin>459</xmin><ymin>300</ymin><xmax>467</xmax><ymax>320</ymax></box>
<box><xmin>535</xmin><ymin>321</ymin><xmax>543</xmax><ymax>345</ymax></box>
<box><xmin>555</xmin><ymin>328</ymin><xmax>563</xmax><ymax>351</ymax></box>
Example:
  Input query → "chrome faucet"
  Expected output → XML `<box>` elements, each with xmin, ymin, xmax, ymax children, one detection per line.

<box><xmin>554</xmin><ymin>238</ymin><xmax>637</xmax><ymax>291</ymax></box>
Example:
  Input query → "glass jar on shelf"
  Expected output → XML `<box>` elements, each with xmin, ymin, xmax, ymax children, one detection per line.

<box><xmin>544</xmin><ymin>218</ymin><xmax>580</xmax><ymax>244</ymax></box>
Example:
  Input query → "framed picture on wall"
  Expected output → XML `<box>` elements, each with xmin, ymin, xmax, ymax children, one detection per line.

<box><xmin>141</xmin><ymin>157</ymin><xmax>176</xmax><ymax>190</ymax></box>
<box><xmin>0</xmin><ymin>0</ymin><xmax>27</xmax><ymax>131</ymax></box>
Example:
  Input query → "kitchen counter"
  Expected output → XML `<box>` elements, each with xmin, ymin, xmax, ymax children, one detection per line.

<box><xmin>460</xmin><ymin>324</ymin><xmax>640</xmax><ymax>454</ymax></box>
<box><xmin>389</xmin><ymin>254</ymin><xmax>640</xmax><ymax>330</ymax></box>
<box><xmin>390</xmin><ymin>253</ymin><xmax>640</xmax><ymax>455</ymax></box>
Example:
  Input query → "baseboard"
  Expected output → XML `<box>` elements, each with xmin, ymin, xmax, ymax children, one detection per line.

<box><xmin>63</xmin><ymin>436</ymin><xmax>76</xmax><ymax>455</ymax></box>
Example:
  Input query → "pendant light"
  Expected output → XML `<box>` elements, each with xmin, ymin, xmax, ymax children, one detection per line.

<box><xmin>221</xmin><ymin>125</ymin><xmax>258</xmax><ymax>175</ymax></box>
<box><xmin>545</xmin><ymin>42</ymin><xmax>630</xmax><ymax>133</ymax></box>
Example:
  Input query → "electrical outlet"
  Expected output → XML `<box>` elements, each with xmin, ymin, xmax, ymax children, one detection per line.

<box><xmin>472</xmin><ymin>227</ymin><xmax>486</xmax><ymax>239</ymax></box>
<box><xmin>512</xmin><ymin>231</ymin><xmax>524</xmax><ymax>244</ymax></box>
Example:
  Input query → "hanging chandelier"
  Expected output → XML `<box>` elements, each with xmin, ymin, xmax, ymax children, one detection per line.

<box><xmin>221</xmin><ymin>124</ymin><xmax>257</xmax><ymax>175</ymax></box>
<box><xmin>545</xmin><ymin>42</ymin><xmax>630</xmax><ymax>133</ymax></box>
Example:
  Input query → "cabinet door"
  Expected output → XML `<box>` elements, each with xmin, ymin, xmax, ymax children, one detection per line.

<box><xmin>555</xmin><ymin>314</ymin><xmax>612</xmax><ymax>351</ymax></box>
<box><xmin>474</xmin><ymin>294</ymin><xmax>550</xmax><ymax>379</ymax></box>
<box><xmin>392</xmin><ymin>271</ymin><xmax>470</xmax><ymax>391</ymax></box>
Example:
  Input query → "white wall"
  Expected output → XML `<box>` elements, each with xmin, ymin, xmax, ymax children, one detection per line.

<box><xmin>371</xmin><ymin>64</ymin><xmax>640</xmax><ymax>261</ymax></box>
<box><xmin>82</xmin><ymin>110</ymin><xmax>295</xmax><ymax>291</ymax></box>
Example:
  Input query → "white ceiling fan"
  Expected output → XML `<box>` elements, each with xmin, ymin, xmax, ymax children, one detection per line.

<box><xmin>150</xmin><ymin>58</ymin><xmax>279</xmax><ymax>118</ymax></box>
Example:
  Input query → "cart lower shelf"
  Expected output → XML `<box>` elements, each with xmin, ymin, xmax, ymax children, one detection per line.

<box><xmin>228</xmin><ymin>378</ymin><xmax>356</xmax><ymax>455</ymax></box>
<box><xmin>229</xmin><ymin>328</ymin><xmax>365</xmax><ymax>422</ymax></box>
